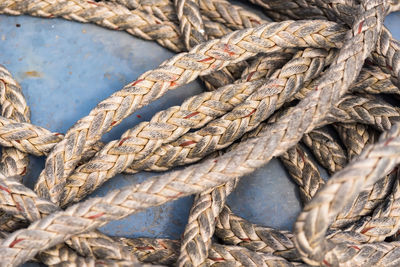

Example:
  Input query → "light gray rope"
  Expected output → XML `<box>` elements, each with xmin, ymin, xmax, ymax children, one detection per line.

<box><xmin>0</xmin><ymin>0</ymin><xmax>399</xmax><ymax>266</ymax></box>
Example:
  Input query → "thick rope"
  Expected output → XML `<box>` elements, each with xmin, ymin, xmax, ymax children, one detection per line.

<box><xmin>62</xmin><ymin>47</ymin><xmax>337</xmax><ymax>206</ymax></box>
<box><xmin>1</xmin><ymin>0</ymin><xmax>400</xmax><ymax>266</ymax></box>
<box><xmin>302</xmin><ymin>126</ymin><xmax>347</xmax><ymax>174</ymax></box>
<box><xmin>30</xmin><ymin>19</ymin><xmax>347</xmax><ymax>205</ymax></box>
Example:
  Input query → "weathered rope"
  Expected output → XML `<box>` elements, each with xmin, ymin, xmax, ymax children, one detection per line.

<box><xmin>62</xmin><ymin>47</ymin><xmax>338</xmax><ymax>206</ymax></box>
<box><xmin>302</xmin><ymin>126</ymin><xmax>347</xmax><ymax>174</ymax></box>
<box><xmin>0</xmin><ymin>0</ymin><xmax>385</xmax><ymax>263</ymax></box>
<box><xmin>0</xmin><ymin>0</ymin><xmax>400</xmax><ymax>266</ymax></box>
<box><xmin>33</xmin><ymin>18</ymin><xmax>347</xmax><ymax>205</ymax></box>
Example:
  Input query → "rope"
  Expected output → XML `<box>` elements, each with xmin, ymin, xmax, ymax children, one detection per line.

<box><xmin>0</xmin><ymin>0</ymin><xmax>399</xmax><ymax>266</ymax></box>
<box><xmin>62</xmin><ymin>47</ymin><xmax>338</xmax><ymax>206</ymax></box>
<box><xmin>31</xmin><ymin>18</ymin><xmax>347</xmax><ymax>205</ymax></box>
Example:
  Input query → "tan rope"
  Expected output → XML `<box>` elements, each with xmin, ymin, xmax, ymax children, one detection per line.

<box><xmin>12</xmin><ymin>17</ymin><xmax>345</xmax><ymax>205</ymax></box>
<box><xmin>62</xmin><ymin>47</ymin><xmax>338</xmax><ymax>206</ymax></box>
<box><xmin>302</xmin><ymin>127</ymin><xmax>347</xmax><ymax>174</ymax></box>
<box><xmin>0</xmin><ymin>0</ymin><xmax>399</xmax><ymax>266</ymax></box>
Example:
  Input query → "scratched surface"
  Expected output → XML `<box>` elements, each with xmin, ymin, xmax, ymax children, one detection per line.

<box><xmin>0</xmin><ymin>8</ymin><xmax>398</xmax><ymax>267</ymax></box>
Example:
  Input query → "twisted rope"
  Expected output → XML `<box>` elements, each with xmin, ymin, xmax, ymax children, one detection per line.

<box><xmin>0</xmin><ymin>0</ymin><xmax>399</xmax><ymax>266</ymax></box>
<box><xmin>0</xmin><ymin>1</ymin><xmax>384</xmax><ymax>261</ymax></box>
<box><xmin>302</xmin><ymin>126</ymin><xmax>347</xmax><ymax>174</ymax></box>
<box><xmin>0</xmin><ymin>172</ymin><xmax>139</xmax><ymax>264</ymax></box>
<box><xmin>1</xmin><ymin>0</ymin><xmax>184</xmax><ymax>52</ymax></box>
<box><xmin>294</xmin><ymin>122</ymin><xmax>400</xmax><ymax>265</ymax></box>
<box><xmin>31</xmin><ymin>18</ymin><xmax>346</xmax><ymax>205</ymax></box>
<box><xmin>62</xmin><ymin>47</ymin><xmax>337</xmax><ymax>206</ymax></box>
<box><xmin>281</xmin><ymin>144</ymin><xmax>325</xmax><ymax>204</ymax></box>
<box><xmin>0</xmin><ymin>65</ymin><xmax>30</xmax><ymax>178</ymax></box>
<box><xmin>0</xmin><ymin>65</ymin><xmax>31</xmax><ymax>234</ymax></box>
<box><xmin>123</xmin><ymin>236</ymin><xmax>296</xmax><ymax>266</ymax></box>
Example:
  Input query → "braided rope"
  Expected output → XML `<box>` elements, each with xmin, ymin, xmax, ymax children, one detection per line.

<box><xmin>177</xmin><ymin>179</ymin><xmax>237</xmax><ymax>266</ymax></box>
<box><xmin>176</xmin><ymin>50</ymin><xmax>296</xmax><ymax>267</ymax></box>
<box><xmin>302</xmin><ymin>126</ymin><xmax>347</xmax><ymax>174</ymax></box>
<box><xmin>29</xmin><ymin>18</ymin><xmax>346</xmax><ymax>205</ymax></box>
<box><xmin>250</xmin><ymin>0</ymin><xmax>400</xmax><ymax>88</ymax></box>
<box><xmin>62</xmin><ymin>47</ymin><xmax>337</xmax><ymax>206</ymax></box>
<box><xmin>1</xmin><ymin>0</ymin><xmax>184</xmax><ymax>52</ymax></box>
<box><xmin>178</xmin><ymin>89</ymin><xmax>393</xmax><ymax>265</ymax></box>
<box><xmin>215</xmin><ymin>206</ymin><xmax>299</xmax><ymax>261</ymax></box>
<box><xmin>0</xmin><ymin>65</ymin><xmax>31</xmax><ymax>233</ymax></box>
<box><xmin>281</xmin><ymin>144</ymin><xmax>325</xmax><ymax>204</ymax></box>
<box><xmin>0</xmin><ymin>2</ymin><xmax>384</xmax><ymax>261</ymax></box>
<box><xmin>294</xmin><ymin>122</ymin><xmax>400</xmax><ymax>265</ymax></box>
<box><xmin>175</xmin><ymin>0</ymin><xmax>205</xmax><ymax>49</ymax></box>
<box><xmin>335</xmin><ymin>123</ymin><xmax>378</xmax><ymax>159</ymax></box>
<box><xmin>328</xmin><ymin>169</ymin><xmax>400</xmax><ymax>243</ymax></box>
<box><xmin>0</xmin><ymin>54</ymin><xmax>392</xmax><ymax>266</ymax></box>
<box><xmin>123</xmin><ymin>236</ymin><xmax>297</xmax><ymax>266</ymax></box>
<box><xmin>0</xmin><ymin>173</ymin><xmax>139</xmax><ymax>264</ymax></box>
<box><xmin>325</xmin><ymin>94</ymin><xmax>400</xmax><ymax>131</ymax></box>
<box><xmin>0</xmin><ymin>65</ymin><xmax>30</xmax><ymax>178</ymax></box>
<box><xmin>1</xmin><ymin>0</ymin><xmax>399</xmax><ymax>266</ymax></box>
<box><xmin>122</xmin><ymin>84</ymin><xmax>397</xmax><ymax>175</ymax></box>
<box><xmin>199</xmin><ymin>0</ymin><xmax>266</xmax><ymax>30</ymax></box>
<box><xmin>174</xmin><ymin>0</ymin><xmax>239</xmax><ymax>91</ymax></box>
<box><xmin>0</xmin><ymin>68</ymin><xmax>138</xmax><ymax>266</ymax></box>
<box><xmin>175</xmin><ymin>46</ymin><xmax>294</xmax><ymax>267</ymax></box>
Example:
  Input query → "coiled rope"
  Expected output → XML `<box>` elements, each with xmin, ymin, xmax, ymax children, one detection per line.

<box><xmin>0</xmin><ymin>0</ymin><xmax>399</xmax><ymax>266</ymax></box>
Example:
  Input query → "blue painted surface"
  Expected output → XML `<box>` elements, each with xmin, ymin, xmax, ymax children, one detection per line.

<box><xmin>0</xmin><ymin>8</ymin><xmax>398</xmax><ymax>266</ymax></box>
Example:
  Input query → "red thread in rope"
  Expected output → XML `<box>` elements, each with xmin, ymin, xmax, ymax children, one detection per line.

<box><xmin>223</xmin><ymin>44</ymin><xmax>235</xmax><ymax>57</ymax></box>
<box><xmin>87</xmin><ymin>1</ymin><xmax>99</xmax><ymax>6</ymax></box>
<box><xmin>15</xmin><ymin>140</ymin><xmax>21</xmax><ymax>144</ymax></box>
<box><xmin>246</xmin><ymin>71</ymin><xmax>256</xmax><ymax>82</ymax></box>
<box><xmin>9</xmin><ymin>238</ymin><xmax>24</xmax><ymax>248</ymax></box>
<box><xmin>0</xmin><ymin>185</ymin><xmax>11</xmax><ymax>194</ymax></box>
<box><xmin>198</xmin><ymin>57</ymin><xmax>214</xmax><ymax>63</ymax></box>
<box><xmin>170</xmin><ymin>81</ymin><xmax>177</xmax><ymax>87</ymax></box>
<box><xmin>158</xmin><ymin>240</ymin><xmax>168</xmax><ymax>249</ymax></box>
<box><xmin>244</xmin><ymin>109</ymin><xmax>256</xmax><ymax>118</ymax></box>
<box><xmin>15</xmin><ymin>202</ymin><xmax>22</xmax><ymax>212</ymax></box>
<box><xmin>20</xmin><ymin>167</ymin><xmax>27</xmax><ymax>176</ymax></box>
<box><xmin>180</xmin><ymin>140</ymin><xmax>197</xmax><ymax>147</ymax></box>
<box><xmin>111</xmin><ymin>121</ymin><xmax>117</xmax><ymax>126</ymax></box>
<box><xmin>168</xmin><ymin>192</ymin><xmax>183</xmax><ymax>199</ymax></box>
<box><xmin>131</xmin><ymin>79</ymin><xmax>144</xmax><ymax>86</ymax></box>
<box><xmin>361</xmin><ymin>226</ymin><xmax>375</xmax><ymax>234</ymax></box>
<box><xmin>88</xmin><ymin>212</ymin><xmax>105</xmax><ymax>219</ymax></box>
<box><xmin>119</xmin><ymin>137</ymin><xmax>130</xmax><ymax>146</ymax></box>
<box><xmin>241</xmin><ymin>238</ymin><xmax>251</xmax><ymax>242</ymax></box>
<box><xmin>358</xmin><ymin>21</ymin><xmax>364</xmax><ymax>34</ymax></box>
<box><xmin>184</xmin><ymin>111</ymin><xmax>200</xmax><ymax>119</ymax></box>
<box><xmin>55</xmin><ymin>133</ymin><xmax>63</xmax><ymax>137</ymax></box>
<box><xmin>210</xmin><ymin>258</ymin><xmax>225</xmax><ymax>262</ymax></box>
<box><xmin>136</xmin><ymin>114</ymin><xmax>142</xmax><ymax>118</ymax></box>
<box><xmin>323</xmin><ymin>260</ymin><xmax>331</xmax><ymax>267</ymax></box>
<box><xmin>249</xmin><ymin>18</ymin><xmax>261</xmax><ymax>25</ymax></box>
<box><xmin>349</xmin><ymin>245</ymin><xmax>360</xmax><ymax>251</ymax></box>
<box><xmin>384</xmin><ymin>137</ymin><xmax>395</xmax><ymax>146</ymax></box>
<box><xmin>296</xmin><ymin>148</ymin><xmax>305</xmax><ymax>163</ymax></box>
